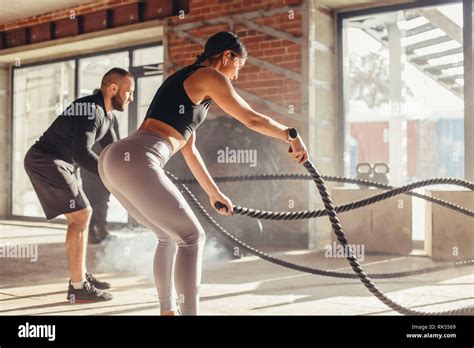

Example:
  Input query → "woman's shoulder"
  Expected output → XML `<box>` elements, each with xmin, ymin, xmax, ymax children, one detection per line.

<box><xmin>190</xmin><ymin>65</ymin><xmax>227</xmax><ymax>83</ymax></box>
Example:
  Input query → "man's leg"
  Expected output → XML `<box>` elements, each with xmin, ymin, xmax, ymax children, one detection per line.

<box><xmin>95</xmin><ymin>199</ymin><xmax>110</xmax><ymax>241</ymax></box>
<box><xmin>65</xmin><ymin>207</ymin><xmax>92</xmax><ymax>283</ymax></box>
<box><xmin>64</xmin><ymin>206</ymin><xmax>112</xmax><ymax>302</ymax></box>
<box><xmin>82</xmin><ymin>168</ymin><xmax>111</xmax><ymax>243</ymax></box>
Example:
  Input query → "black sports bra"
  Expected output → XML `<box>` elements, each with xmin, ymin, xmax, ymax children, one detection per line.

<box><xmin>144</xmin><ymin>63</ymin><xmax>212</xmax><ymax>141</ymax></box>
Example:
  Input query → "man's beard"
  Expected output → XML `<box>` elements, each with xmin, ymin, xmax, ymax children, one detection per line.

<box><xmin>111</xmin><ymin>93</ymin><xmax>125</xmax><ymax>111</ymax></box>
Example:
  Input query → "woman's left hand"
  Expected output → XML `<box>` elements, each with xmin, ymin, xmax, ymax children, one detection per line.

<box><xmin>209</xmin><ymin>191</ymin><xmax>234</xmax><ymax>216</ymax></box>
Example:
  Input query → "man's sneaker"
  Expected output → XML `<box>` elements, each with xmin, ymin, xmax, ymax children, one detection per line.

<box><xmin>67</xmin><ymin>281</ymin><xmax>113</xmax><ymax>303</ymax></box>
<box><xmin>88</xmin><ymin>229</ymin><xmax>102</xmax><ymax>244</ymax></box>
<box><xmin>97</xmin><ymin>227</ymin><xmax>111</xmax><ymax>241</ymax></box>
<box><xmin>86</xmin><ymin>272</ymin><xmax>111</xmax><ymax>290</ymax></box>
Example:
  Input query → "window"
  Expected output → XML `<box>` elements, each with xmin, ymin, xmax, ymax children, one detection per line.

<box><xmin>12</xmin><ymin>61</ymin><xmax>75</xmax><ymax>217</ymax></box>
<box><xmin>342</xmin><ymin>2</ymin><xmax>464</xmax><ymax>185</ymax></box>
<box><xmin>133</xmin><ymin>46</ymin><xmax>163</xmax><ymax>66</ymax></box>
<box><xmin>341</xmin><ymin>2</ymin><xmax>465</xmax><ymax>241</ymax></box>
<box><xmin>12</xmin><ymin>44</ymin><xmax>164</xmax><ymax>222</ymax></box>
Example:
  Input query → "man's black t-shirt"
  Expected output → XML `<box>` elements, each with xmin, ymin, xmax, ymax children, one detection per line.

<box><xmin>34</xmin><ymin>90</ymin><xmax>117</xmax><ymax>175</ymax></box>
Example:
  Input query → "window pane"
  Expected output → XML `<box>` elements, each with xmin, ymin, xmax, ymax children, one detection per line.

<box><xmin>12</xmin><ymin>61</ymin><xmax>75</xmax><ymax>217</ymax></box>
<box><xmin>137</xmin><ymin>74</ymin><xmax>163</xmax><ymax>126</ymax></box>
<box><xmin>133</xmin><ymin>46</ymin><xmax>163</xmax><ymax>66</ymax></box>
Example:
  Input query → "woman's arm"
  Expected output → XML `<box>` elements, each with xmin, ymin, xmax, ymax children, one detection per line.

<box><xmin>201</xmin><ymin>68</ymin><xmax>309</xmax><ymax>163</ymax></box>
<box><xmin>181</xmin><ymin>132</ymin><xmax>234</xmax><ymax>215</ymax></box>
<box><xmin>181</xmin><ymin>132</ymin><xmax>220</xmax><ymax>196</ymax></box>
<box><xmin>202</xmin><ymin>69</ymin><xmax>291</xmax><ymax>141</ymax></box>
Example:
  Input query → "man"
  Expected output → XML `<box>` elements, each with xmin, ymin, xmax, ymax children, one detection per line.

<box><xmin>24</xmin><ymin>68</ymin><xmax>134</xmax><ymax>303</ymax></box>
<box><xmin>81</xmin><ymin>89</ymin><xmax>121</xmax><ymax>244</ymax></box>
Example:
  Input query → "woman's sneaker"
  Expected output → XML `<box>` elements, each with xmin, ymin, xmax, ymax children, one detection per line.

<box><xmin>67</xmin><ymin>281</ymin><xmax>113</xmax><ymax>303</ymax></box>
<box><xmin>85</xmin><ymin>272</ymin><xmax>111</xmax><ymax>290</ymax></box>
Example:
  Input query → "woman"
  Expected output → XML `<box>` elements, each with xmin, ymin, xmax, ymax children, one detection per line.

<box><xmin>98</xmin><ymin>31</ymin><xmax>309</xmax><ymax>315</ymax></box>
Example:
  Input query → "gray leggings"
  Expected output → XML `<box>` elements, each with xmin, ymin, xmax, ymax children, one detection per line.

<box><xmin>98</xmin><ymin>129</ymin><xmax>205</xmax><ymax>315</ymax></box>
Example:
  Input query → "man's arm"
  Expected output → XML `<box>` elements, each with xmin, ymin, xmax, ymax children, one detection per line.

<box><xmin>72</xmin><ymin>115</ymin><xmax>102</xmax><ymax>175</ymax></box>
<box><xmin>98</xmin><ymin>119</ymin><xmax>117</xmax><ymax>149</ymax></box>
<box><xmin>112</xmin><ymin>115</ymin><xmax>120</xmax><ymax>140</ymax></box>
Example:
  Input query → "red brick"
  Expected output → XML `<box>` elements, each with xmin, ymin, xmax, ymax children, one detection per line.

<box><xmin>29</xmin><ymin>22</ymin><xmax>52</xmax><ymax>43</ymax></box>
<box><xmin>111</xmin><ymin>3</ymin><xmax>139</xmax><ymax>27</ymax></box>
<box><xmin>143</xmin><ymin>0</ymin><xmax>174</xmax><ymax>19</ymax></box>
<box><xmin>6</xmin><ymin>28</ymin><xmax>27</xmax><ymax>47</ymax></box>
<box><xmin>54</xmin><ymin>18</ymin><xmax>79</xmax><ymax>38</ymax></box>
<box><xmin>82</xmin><ymin>10</ymin><xmax>108</xmax><ymax>33</ymax></box>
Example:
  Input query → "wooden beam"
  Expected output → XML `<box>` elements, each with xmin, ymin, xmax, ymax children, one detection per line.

<box><xmin>169</xmin><ymin>28</ymin><xmax>205</xmax><ymax>44</ymax></box>
<box><xmin>410</xmin><ymin>47</ymin><xmax>463</xmax><ymax>63</ymax></box>
<box><xmin>237</xmin><ymin>4</ymin><xmax>302</xmax><ymax>21</ymax></box>
<box><xmin>417</xmin><ymin>8</ymin><xmax>463</xmax><ymax>44</ymax></box>
<box><xmin>171</xmin><ymin>5</ymin><xmax>300</xmax><ymax>31</ymax></box>
<box><xmin>235</xmin><ymin>86</ymin><xmax>302</xmax><ymax>119</ymax></box>
<box><xmin>234</xmin><ymin>18</ymin><xmax>303</xmax><ymax>45</ymax></box>
<box><xmin>406</xmin><ymin>22</ymin><xmax>436</xmax><ymax>37</ymax></box>
<box><xmin>170</xmin><ymin>28</ymin><xmax>307</xmax><ymax>83</ymax></box>
<box><xmin>246</xmin><ymin>55</ymin><xmax>304</xmax><ymax>82</ymax></box>
<box><xmin>405</xmin><ymin>35</ymin><xmax>451</xmax><ymax>53</ymax></box>
<box><xmin>424</xmin><ymin>60</ymin><xmax>463</xmax><ymax>72</ymax></box>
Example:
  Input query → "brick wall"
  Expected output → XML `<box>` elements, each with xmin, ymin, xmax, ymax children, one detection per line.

<box><xmin>168</xmin><ymin>0</ymin><xmax>303</xmax><ymax>123</ymax></box>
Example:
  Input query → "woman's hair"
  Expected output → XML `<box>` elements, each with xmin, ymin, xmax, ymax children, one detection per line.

<box><xmin>195</xmin><ymin>31</ymin><xmax>248</xmax><ymax>64</ymax></box>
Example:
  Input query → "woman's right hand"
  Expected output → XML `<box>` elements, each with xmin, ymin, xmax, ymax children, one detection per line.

<box><xmin>288</xmin><ymin>136</ymin><xmax>309</xmax><ymax>164</ymax></box>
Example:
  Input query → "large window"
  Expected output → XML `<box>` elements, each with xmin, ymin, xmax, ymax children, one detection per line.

<box><xmin>12</xmin><ymin>61</ymin><xmax>75</xmax><ymax>217</ymax></box>
<box><xmin>12</xmin><ymin>44</ymin><xmax>163</xmax><ymax>222</ymax></box>
<box><xmin>341</xmin><ymin>2</ymin><xmax>465</xmax><ymax>241</ymax></box>
<box><xmin>342</xmin><ymin>2</ymin><xmax>465</xmax><ymax>184</ymax></box>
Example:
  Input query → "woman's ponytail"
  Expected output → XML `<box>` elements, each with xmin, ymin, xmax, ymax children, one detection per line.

<box><xmin>195</xmin><ymin>52</ymin><xmax>207</xmax><ymax>64</ymax></box>
<box><xmin>194</xmin><ymin>31</ymin><xmax>248</xmax><ymax>65</ymax></box>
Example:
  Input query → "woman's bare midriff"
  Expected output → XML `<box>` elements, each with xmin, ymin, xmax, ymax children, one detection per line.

<box><xmin>139</xmin><ymin>118</ymin><xmax>187</xmax><ymax>155</ymax></box>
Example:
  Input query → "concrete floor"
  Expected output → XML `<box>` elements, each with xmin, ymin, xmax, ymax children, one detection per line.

<box><xmin>0</xmin><ymin>220</ymin><xmax>473</xmax><ymax>316</ymax></box>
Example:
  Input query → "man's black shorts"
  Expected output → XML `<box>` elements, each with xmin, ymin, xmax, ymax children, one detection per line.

<box><xmin>24</xmin><ymin>145</ymin><xmax>90</xmax><ymax>220</ymax></box>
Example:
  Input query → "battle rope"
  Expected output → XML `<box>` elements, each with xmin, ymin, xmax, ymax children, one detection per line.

<box><xmin>164</xmin><ymin>163</ymin><xmax>473</xmax><ymax>315</ymax></box>
<box><xmin>171</xmin><ymin>174</ymin><xmax>473</xmax><ymax>218</ymax></box>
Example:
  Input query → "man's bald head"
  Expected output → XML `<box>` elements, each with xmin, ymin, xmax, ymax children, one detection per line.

<box><xmin>101</xmin><ymin>68</ymin><xmax>135</xmax><ymax>112</ymax></box>
<box><xmin>101</xmin><ymin>68</ymin><xmax>134</xmax><ymax>89</ymax></box>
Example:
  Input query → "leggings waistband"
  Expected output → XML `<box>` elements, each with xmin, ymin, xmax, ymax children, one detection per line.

<box><xmin>124</xmin><ymin>129</ymin><xmax>173</xmax><ymax>166</ymax></box>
